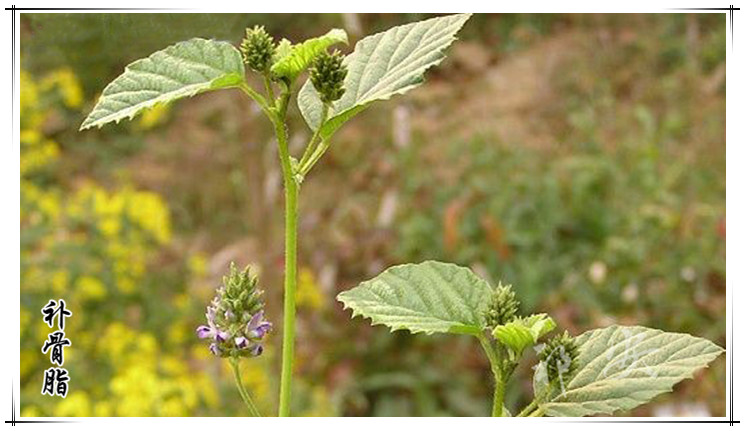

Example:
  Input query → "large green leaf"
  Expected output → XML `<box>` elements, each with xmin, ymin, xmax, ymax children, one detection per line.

<box><xmin>494</xmin><ymin>314</ymin><xmax>556</xmax><ymax>356</ymax></box>
<box><xmin>533</xmin><ymin>325</ymin><xmax>724</xmax><ymax>417</ymax></box>
<box><xmin>80</xmin><ymin>38</ymin><xmax>244</xmax><ymax>130</ymax></box>
<box><xmin>298</xmin><ymin>13</ymin><xmax>471</xmax><ymax>139</ymax></box>
<box><xmin>337</xmin><ymin>261</ymin><xmax>491</xmax><ymax>335</ymax></box>
<box><xmin>270</xmin><ymin>29</ymin><xmax>348</xmax><ymax>81</ymax></box>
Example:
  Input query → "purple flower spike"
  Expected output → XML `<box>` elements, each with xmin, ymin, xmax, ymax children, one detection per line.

<box><xmin>196</xmin><ymin>262</ymin><xmax>270</xmax><ymax>358</ymax></box>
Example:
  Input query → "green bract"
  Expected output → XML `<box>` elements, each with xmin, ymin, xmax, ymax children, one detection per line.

<box><xmin>270</xmin><ymin>28</ymin><xmax>348</xmax><ymax>81</ymax></box>
<box><xmin>80</xmin><ymin>38</ymin><xmax>244</xmax><ymax>130</ymax></box>
<box><xmin>493</xmin><ymin>314</ymin><xmax>556</xmax><ymax>357</ymax></box>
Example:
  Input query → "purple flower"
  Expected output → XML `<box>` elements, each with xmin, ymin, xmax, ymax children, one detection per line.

<box><xmin>250</xmin><ymin>344</ymin><xmax>263</xmax><ymax>357</ymax></box>
<box><xmin>209</xmin><ymin>343</ymin><xmax>221</xmax><ymax>356</ymax></box>
<box><xmin>235</xmin><ymin>336</ymin><xmax>248</xmax><ymax>349</ymax></box>
<box><xmin>245</xmin><ymin>311</ymin><xmax>272</xmax><ymax>340</ymax></box>
<box><xmin>196</xmin><ymin>325</ymin><xmax>213</xmax><ymax>339</ymax></box>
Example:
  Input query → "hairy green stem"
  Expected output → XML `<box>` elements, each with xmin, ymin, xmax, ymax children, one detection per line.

<box><xmin>492</xmin><ymin>374</ymin><xmax>505</xmax><ymax>417</ymax></box>
<box><xmin>517</xmin><ymin>399</ymin><xmax>538</xmax><ymax>417</ymax></box>
<box><xmin>263</xmin><ymin>74</ymin><xmax>276</xmax><ymax>102</ymax></box>
<box><xmin>278</xmin><ymin>178</ymin><xmax>298</xmax><ymax>417</ymax></box>
<box><xmin>273</xmin><ymin>85</ymin><xmax>299</xmax><ymax>417</ymax></box>
<box><xmin>478</xmin><ymin>335</ymin><xmax>505</xmax><ymax>417</ymax></box>
<box><xmin>229</xmin><ymin>357</ymin><xmax>261</xmax><ymax>417</ymax></box>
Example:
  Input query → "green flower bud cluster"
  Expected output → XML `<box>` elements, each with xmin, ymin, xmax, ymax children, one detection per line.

<box><xmin>309</xmin><ymin>50</ymin><xmax>347</xmax><ymax>104</ymax></box>
<box><xmin>485</xmin><ymin>282</ymin><xmax>520</xmax><ymax>329</ymax></box>
<box><xmin>220</xmin><ymin>262</ymin><xmax>265</xmax><ymax>316</ymax></box>
<box><xmin>538</xmin><ymin>331</ymin><xmax>579</xmax><ymax>383</ymax></box>
<box><xmin>240</xmin><ymin>26</ymin><xmax>276</xmax><ymax>73</ymax></box>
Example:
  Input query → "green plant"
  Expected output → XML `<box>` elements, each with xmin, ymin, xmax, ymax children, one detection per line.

<box><xmin>338</xmin><ymin>260</ymin><xmax>724</xmax><ymax>416</ymax></box>
<box><xmin>81</xmin><ymin>13</ymin><xmax>472</xmax><ymax>416</ymax></box>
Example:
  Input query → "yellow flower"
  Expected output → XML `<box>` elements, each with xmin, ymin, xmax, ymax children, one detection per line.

<box><xmin>93</xmin><ymin>401</ymin><xmax>113</xmax><ymax>416</ymax></box>
<box><xmin>21</xmin><ymin>405</ymin><xmax>42</xmax><ymax>417</ymax></box>
<box><xmin>54</xmin><ymin>392</ymin><xmax>92</xmax><ymax>417</ymax></box>
<box><xmin>137</xmin><ymin>103</ymin><xmax>170</xmax><ymax>130</ymax></box>
<box><xmin>297</xmin><ymin>267</ymin><xmax>325</xmax><ymax>310</ymax></box>
<box><xmin>75</xmin><ymin>276</ymin><xmax>107</xmax><ymax>301</ymax></box>
<box><xmin>188</xmin><ymin>254</ymin><xmax>208</xmax><ymax>278</ymax></box>
<box><xmin>51</xmin><ymin>270</ymin><xmax>70</xmax><ymax>294</ymax></box>
<box><xmin>158</xmin><ymin>398</ymin><xmax>187</xmax><ymax>417</ymax></box>
<box><xmin>40</xmin><ymin>68</ymin><xmax>83</xmax><ymax>109</ymax></box>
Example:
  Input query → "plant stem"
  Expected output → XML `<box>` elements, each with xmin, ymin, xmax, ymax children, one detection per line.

<box><xmin>492</xmin><ymin>374</ymin><xmax>506</xmax><ymax>417</ymax></box>
<box><xmin>528</xmin><ymin>408</ymin><xmax>544</xmax><ymax>417</ymax></box>
<box><xmin>273</xmin><ymin>84</ymin><xmax>299</xmax><ymax>417</ymax></box>
<box><xmin>298</xmin><ymin>104</ymin><xmax>328</xmax><ymax>169</ymax></box>
<box><xmin>263</xmin><ymin>74</ymin><xmax>276</xmax><ymax>101</ymax></box>
<box><xmin>478</xmin><ymin>335</ymin><xmax>505</xmax><ymax>417</ymax></box>
<box><xmin>229</xmin><ymin>357</ymin><xmax>261</xmax><ymax>417</ymax></box>
<box><xmin>278</xmin><ymin>178</ymin><xmax>298</xmax><ymax>416</ymax></box>
<box><xmin>517</xmin><ymin>399</ymin><xmax>538</xmax><ymax>417</ymax></box>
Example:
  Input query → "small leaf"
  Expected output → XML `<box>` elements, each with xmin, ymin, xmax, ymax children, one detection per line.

<box><xmin>80</xmin><ymin>38</ymin><xmax>244</xmax><ymax>130</ymax></box>
<box><xmin>337</xmin><ymin>261</ymin><xmax>492</xmax><ymax>335</ymax></box>
<box><xmin>298</xmin><ymin>13</ymin><xmax>471</xmax><ymax>139</ymax></box>
<box><xmin>494</xmin><ymin>314</ymin><xmax>556</xmax><ymax>355</ymax></box>
<box><xmin>270</xmin><ymin>29</ymin><xmax>348</xmax><ymax>81</ymax></box>
<box><xmin>533</xmin><ymin>325</ymin><xmax>724</xmax><ymax>417</ymax></box>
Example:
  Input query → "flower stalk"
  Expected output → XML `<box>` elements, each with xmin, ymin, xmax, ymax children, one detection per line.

<box><xmin>229</xmin><ymin>357</ymin><xmax>261</xmax><ymax>417</ymax></box>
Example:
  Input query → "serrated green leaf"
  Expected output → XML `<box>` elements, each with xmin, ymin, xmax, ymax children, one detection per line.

<box><xmin>494</xmin><ymin>314</ymin><xmax>556</xmax><ymax>355</ymax></box>
<box><xmin>270</xmin><ymin>29</ymin><xmax>348</xmax><ymax>81</ymax></box>
<box><xmin>80</xmin><ymin>38</ymin><xmax>245</xmax><ymax>130</ymax></box>
<box><xmin>533</xmin><ymin>325</ymin><xmax>724</xmax><ymax>417</ymax></box>
<box><xmin>298</xmin><ymin>13</ymin><xmax>471</xmax><ymax>139</ymax></box>
<box><xmin>337</xmin><ymin>261</ymin><xmax>492</xmax><ymax>335</ymax></box>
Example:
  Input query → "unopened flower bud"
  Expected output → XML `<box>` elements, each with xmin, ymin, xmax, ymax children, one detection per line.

<box><xmin>240</xmin><ymin>26</ymin><xmax>276</xmax><ymax>73</ymax></box>
<box><xmin>309</xmin><ymin>50</ymin><xmax>347</xmax><ymax>104</ymax></box>
<box><xmin>485</xmin><ymin>282</ymin><xmax>519</xmax><ymax>328</ymax></box>
<box><xmin>539</xmin><ymin>331</ymin><xmax>579</xmax><ymax>383</ymax></box>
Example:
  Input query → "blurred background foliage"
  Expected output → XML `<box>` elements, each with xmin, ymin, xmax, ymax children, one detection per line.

<box><xmin>20</xmin><ymin>13</ymin><xmax>725</xmax><ymax>417</ymax></box>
